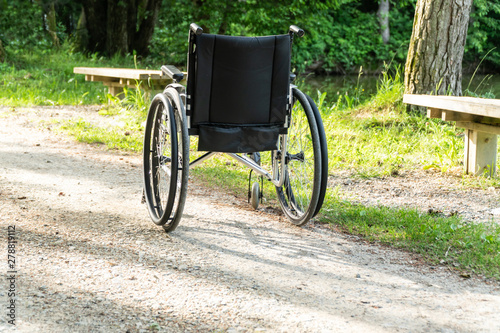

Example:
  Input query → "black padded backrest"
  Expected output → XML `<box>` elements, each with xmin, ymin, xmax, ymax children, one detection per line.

<box><xmin>189</xmin><ymin>33</ymin><xmax>291</xmax><ymax>127</ymax></box>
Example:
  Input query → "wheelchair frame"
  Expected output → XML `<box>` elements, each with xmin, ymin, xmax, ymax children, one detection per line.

<box><xmin>143</xmin><ymin>23</ymin><xmax>327</xmax><ymax>232</ymax></box>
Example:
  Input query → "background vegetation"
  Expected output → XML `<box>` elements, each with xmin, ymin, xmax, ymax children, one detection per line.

<box><xmin>1</xmin><ymin>0</ymin><xmax>499</xmax><ymax>74</ymax></box>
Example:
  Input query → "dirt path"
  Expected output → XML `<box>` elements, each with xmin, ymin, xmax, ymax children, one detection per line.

<box><xmin>1</xmin><ymin>107</ymin><xmax>499</xmax><ymax>332</ymax></box>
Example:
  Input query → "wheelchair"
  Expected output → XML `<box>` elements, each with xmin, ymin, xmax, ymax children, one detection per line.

<box><xmin>142</xmin><ymin>23</ymin><xmax>328</xmax><ymax>232</ymax></box>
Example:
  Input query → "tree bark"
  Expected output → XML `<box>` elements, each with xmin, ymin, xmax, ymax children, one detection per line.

<box><xmin>0</xmin><ymin>39</ymin><xmax>5</xmax><ymax>63</ymax></box>
<box><xmin>377</xmin><ymin>0</ymin><xmax>390</xmax><ymax>44</ymax></box>
<box><xmin>131</xmin><ymin>0</ymin><xmax>161</xmax><ymax>55</ymax></box>
<box><xmin>107</xmin><ymin>0</ymin><xmax>129</xmax><ymax>55</ymax></box>
<box><xmin>404</xmin><ymin>0</ymin><xmax>473</xmax><ymax>103</ymax></box>
<box><xmin>47</xmin><ymin>2</ymin><xmax>60</xmax><ymax>48</ymax></box>
<box><xmin>81</xmin><ymin>0</ymin><xmax>107</xmax><ymax>54</ymax></box>
<box><xmin>78</xmin><ymin>0</ymin><xmax>160</xmax><ymax>56</ymax></box>
<box><xmin>73</xmin><ymin>7</ymin><xmax>88</xmax><ymax>52</ymax></box>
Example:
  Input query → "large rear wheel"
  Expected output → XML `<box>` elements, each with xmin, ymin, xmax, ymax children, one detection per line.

<box><xmin>275</xmin><ymin>88</ymin><xmax>322</xmax><ymax>225</ymax></box>
<box><xmin>143</xmin><ymin>90</ymin><xmax>189</xmax><ymax>232</ymax></box>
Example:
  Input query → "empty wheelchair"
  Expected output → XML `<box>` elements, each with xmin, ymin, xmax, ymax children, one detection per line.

<box><xmin>143</xmin><ymin>23</ymin><xmax>328</xmax><ymax>232</ymax></box>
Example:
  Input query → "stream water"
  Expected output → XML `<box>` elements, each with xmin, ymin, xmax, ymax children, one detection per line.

<box><xmin>299</xmin><ymin>74</ymin><xmax>500</xmax><ymax>104</ymax></box>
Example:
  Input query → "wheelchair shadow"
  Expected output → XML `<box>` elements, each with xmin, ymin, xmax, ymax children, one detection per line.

<box><xmin>170</xmin><ymin>200</ymin><xmax>500</xmax><ymax>332</ymax></box>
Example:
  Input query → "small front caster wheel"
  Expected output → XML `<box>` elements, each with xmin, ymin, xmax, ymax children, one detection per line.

<box><xmin>250</xmin><ymin>182</ymin><xmax>260</xmax><ymax>210</ymax></box>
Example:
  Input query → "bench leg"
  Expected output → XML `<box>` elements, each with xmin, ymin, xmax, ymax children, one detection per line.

<box><xmin>464</xmin><ymin>129</ymin><xmax>497</xmax><ymax>176</ymax></box>
<box><xmin>108</xmin><ymin>85</ymin><xmax>124</xmax><ymax>98</ymax></box>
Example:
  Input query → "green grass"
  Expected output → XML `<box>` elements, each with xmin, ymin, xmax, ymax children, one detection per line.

<box><xmin>1</xmin><ymin>51</ymin><xmax>499</xmax><ymax>279</ymax></box>
<box><xmin>315</xmin><ymin>66</ymin><xmax>465</xmax><ymax>177</ymax></box>
<box><xmin>321</xmin><ymin>188</ymin><xmax>500</xmax><ymax>278</ymax></box>
<box><xmin>0</xmin><ymin>47</ymin><xmax>158</xmax><ymax>106</ymax></box>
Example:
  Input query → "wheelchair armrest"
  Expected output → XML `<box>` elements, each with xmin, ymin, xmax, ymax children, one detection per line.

<box><xmin>161</xmin><ymin>65</ymin><xmax>184</xmax><ymax>82</ymax></box>
<box><xmin>289</xmin><ymin>25</ymin><xmax>305</xmax><ymax>37</ymax></box>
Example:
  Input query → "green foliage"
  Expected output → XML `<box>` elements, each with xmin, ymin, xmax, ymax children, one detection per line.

<box><xmin>465</xmin><ymin>0</ymin><xmax>500</xmax><ymax>72</ymax></box>
<box><xmin>0</xmin><ymin>0</ymin><xmax>52</xmax><ymax>51</ymax></box>
<box><xmin>2</xmin><ymin>0</ymin><xmax>500</xmax><ymax>73</ymax></box>
<box><xmin>148</xmin><ymin>0</ymin><xmax>416</xmax><ymax>73</ymax></box>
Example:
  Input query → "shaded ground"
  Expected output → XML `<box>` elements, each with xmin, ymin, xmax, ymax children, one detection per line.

<box><xmin>0</xmin><ymin>107</ymin><xmax>499</xmax><ymax>332</ymax></box>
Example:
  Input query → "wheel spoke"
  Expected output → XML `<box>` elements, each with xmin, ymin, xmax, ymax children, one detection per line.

<box><xmin>275</xmin><ymin>88</ymin><xmax>321</xmax><ymax>225</ymax></box>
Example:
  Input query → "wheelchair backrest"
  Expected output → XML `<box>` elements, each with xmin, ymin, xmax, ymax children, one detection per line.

<box><xmin>187</xmin><ymin>30</ymin><xmax>291</xmax><ymax>153</ymax></box>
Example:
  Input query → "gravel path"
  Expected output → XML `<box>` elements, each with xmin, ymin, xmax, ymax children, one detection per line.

<box><xmin>1</xmin><ymin>107</ymin><xmax>499</xmax><ymax>332</ymax></box>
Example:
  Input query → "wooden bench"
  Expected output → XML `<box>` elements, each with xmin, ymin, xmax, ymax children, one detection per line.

<box><xmin>73</xmin><ymin>67</ymin><xmax>178</xmax><ymax>97</ymax></box>
<box><xmin>403</xmin><ymin>94</ymin><xmax>500</xmax><ymax>176</ymax></box>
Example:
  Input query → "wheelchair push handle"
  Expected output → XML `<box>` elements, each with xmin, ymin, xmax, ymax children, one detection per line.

<box><xmin>289</xmin><ymin>25</ymin><xmax>304</xmax><ymax>37</ymax></box>
<box><xmin>190</xmin><ymin>23</ymin><xmax>203</xmax><ymax>35</ymax></box>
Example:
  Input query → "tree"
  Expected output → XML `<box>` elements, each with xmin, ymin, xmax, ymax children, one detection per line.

<box><xmin>377</xmin><ymin>0</ymin><xmax>390</xmax><ymax>44</ymax></box>
<box><xmin>404</xmin><ymin>0</ymin><xmax>473</xmax><ymax>100</ymax></box>
<box><xmin>46</xmin><ymin>1</ymin><xmax>60</xmax><ymax>48</ymax></box>
<box><xmin>0</xmin><ymin>39</ymin><xmax>5</xmax><ymax>62</ymax></box>
<box><xmin>78</xmin><ymin>0</ymin><xmax>161</xmax><ymax>56</ymax></box>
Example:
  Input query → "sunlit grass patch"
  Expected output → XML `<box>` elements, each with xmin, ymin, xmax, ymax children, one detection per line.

<box><xmin>320</xmin><ymin>187</ymin><xmax>500</xmax><ymax>279</ymax></box>
<box><xmin>56</xmin><ymin>118</ymin><xmax>143</xmax><ymax>151</ymax></box>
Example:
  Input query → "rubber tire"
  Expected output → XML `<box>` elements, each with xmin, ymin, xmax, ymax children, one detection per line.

<box><xmin>305</xmin><ymin>93</ymin><xmax>328</xmax><ymax>217</ymax></box>
<box><xmin>275</xmin><ymin>88</ymin><xmax>322</xmax><ymax>226</ymax></box>
<box><xmin>143</xmin><ymin>89</ymin><xmax>189</xmax><ymax>232</ymax></box>
<box><xmin>250</xmin><ymin>182</ymin><xmax>260</xmax><ymax>210</ymax></box>
<box><xmin>143</xmin><ymin>93</ymin><xmax>179</xmax><ymax>226</ymax></box>
<box><xmin>162</xmin><ymin>87</ymin><xmax>190</xmax><ymax>233</ymax></box>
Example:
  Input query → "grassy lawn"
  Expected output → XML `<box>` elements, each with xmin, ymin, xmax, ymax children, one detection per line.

<box><xmin>1</xmin><ymin>51</ymin><xmax>499</xmax><ymax>280</ymax></box>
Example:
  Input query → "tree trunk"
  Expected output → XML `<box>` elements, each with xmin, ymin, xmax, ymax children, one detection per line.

<box><xmin>107</xmin><ymin>0</ymin><xmax>129</xmax><ymax>55</ymax></box>
<box><xmin>81</xmin><ymin>0</ymin><xmax>107</xmax><ymax>54</ymax></box>
<box><xmin>131</xmin><ymin>0</ymin><xmax>161</xmax><ymax>55</ymax></box>
<box><xmin>127</xmin><ymin>0</ymin><xmax>138</xmax><ymax>53</ymax></box>
<box><xmin>0</xmin><ymin>39</ymin><xmax>5</xmax><ymax>63</ymax></box>
<box><xmin>73</xmin><ymin>7</ymin><xmax>89</xmax><ymax>52</ymax></box>
<box><xmin>46</xmin><ymin>2</ymin><xmax>60</xmax><ymax>48</ymax></box>
<box><xmin>80</xmin><ymin>0</ymin><xmax>160</xmax><ymax>56</ymax></box>
<box><xmin>404</xmin><ymin>0</ymin><xmax>473</xmax><ymax>104</ymax></box>
<box><xmin>377</xmin><ymin>0</ymin><xmax>390</xmax><ymax>44</ymax></box>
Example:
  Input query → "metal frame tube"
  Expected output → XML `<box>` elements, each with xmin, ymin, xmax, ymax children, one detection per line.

<box><xmin>190</xmin><ymin>152</ymin><xmax>217</xmax><ymax>168</ymax></box>
<box><xmin>226</xmin><ymin>154</ymin><xmax>273</xmax><ymax>180</ymax></box>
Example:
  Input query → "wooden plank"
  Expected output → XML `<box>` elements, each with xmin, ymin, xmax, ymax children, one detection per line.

<box><xmin>88</xmin><ymin>75</ymin><xmax>117</xmax><ymax>83</ymax></box>
<box><xmin>74</xmin><ymin>67</ymin><xmax>167</xmax><ymax>80</ymax></box>
<box><xmin>427</xmin><ymin>108</ymin><xmax>442</xmax><ymax>119</ymax></box>
<box><xmin>456</xmin><ymin>121</ymin><xmax>500</xmax><ymax>136</ymax></box>
<box><xmin>108</xmin><ymin>86</ymin><xmax>124</xmax><ymax>97</ymax></box>
<box><xmin>102</xmin><ymin>82</ymin><xmax>128</xmax><ymax>88</ymax></box>
<box><xmin>464</xmin><ymin>129</ymin><xmax>497</xmax><ymax>176</ymax></box>
<box><xmin>403</xmin><ymin>94</ymin><xmax>500</xmax><ymax>118</ymax></box>
<box><xmin>441</xmin><ymin>110</ymin><xmax>475</xmax><ymax>122</ymax></box>
<box><xmin>74</xmin><ymin>67</ymin><xmax>186</xmax><ymax>81</ymax></box>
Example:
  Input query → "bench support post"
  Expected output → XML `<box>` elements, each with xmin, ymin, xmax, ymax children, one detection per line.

<box><xmin>108</xmin><ymin>85</ymin><xmax>124</xmax><ymax>98</ymax></box>
<box><xmin>464</xmin><ymin>129</ymin><xmax>497</xmax><ymax>176</ymax></box>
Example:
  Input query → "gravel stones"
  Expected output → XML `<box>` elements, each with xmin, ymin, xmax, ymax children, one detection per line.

<box><xmin>0</xmin><ymin>107</ymin><xmax>499</xmax><ymax>332</ymax></box>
